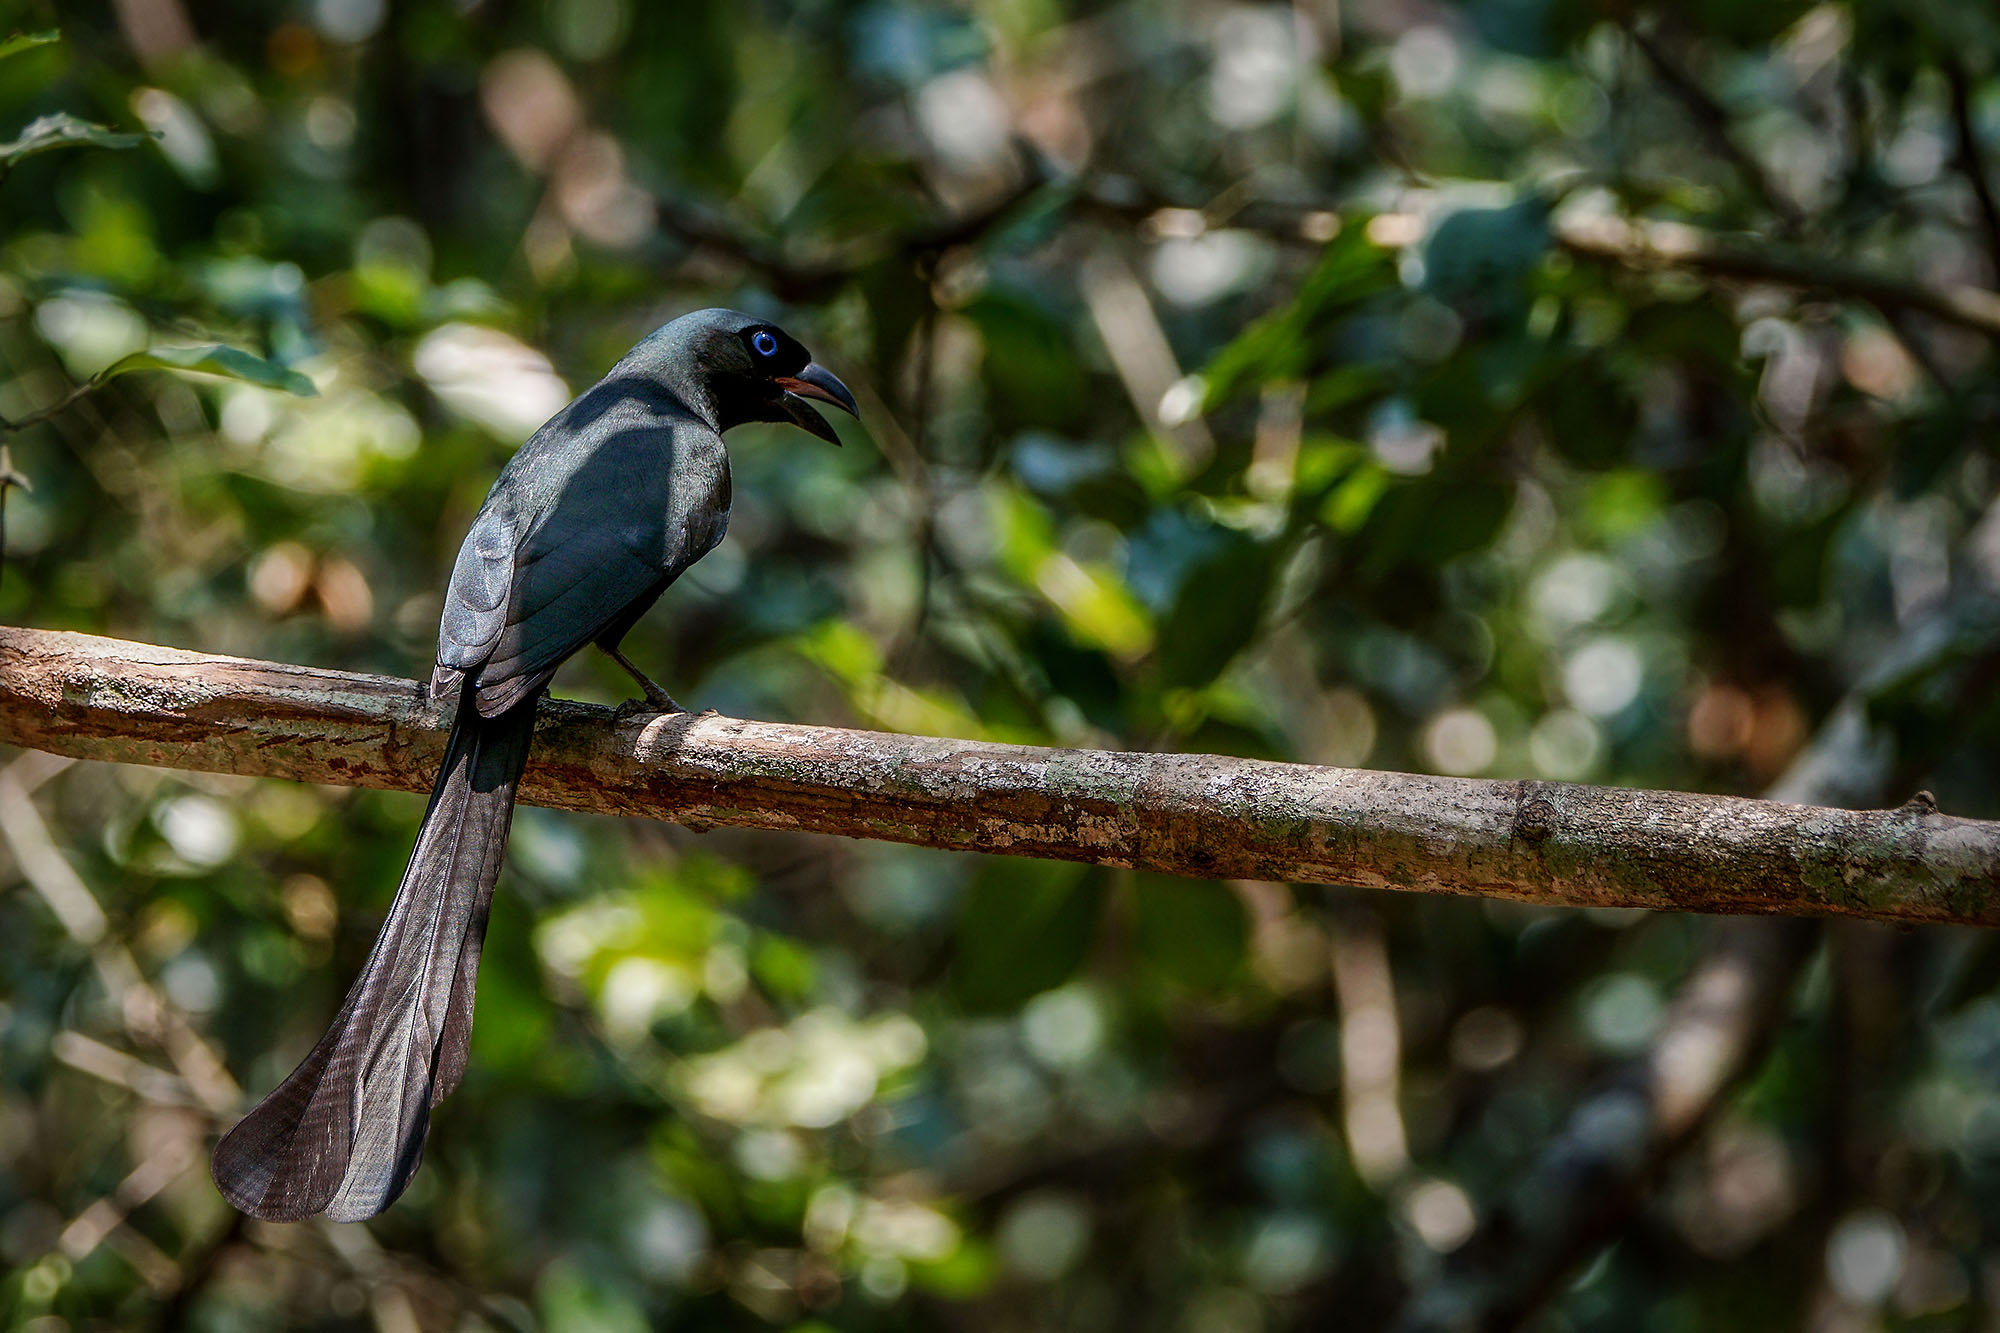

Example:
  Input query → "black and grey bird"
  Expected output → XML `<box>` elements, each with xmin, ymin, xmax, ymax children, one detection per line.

<box><xmin>211</xmin><ymin>309</ymin><xmax>857</xmax><ymax>1222</ymax></box>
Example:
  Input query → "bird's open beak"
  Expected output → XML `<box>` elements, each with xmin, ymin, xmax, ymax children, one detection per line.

<box><xmin>774</xmin><ymin>363</ymin><xmax>859</xmax><ymax>445</ymax></box>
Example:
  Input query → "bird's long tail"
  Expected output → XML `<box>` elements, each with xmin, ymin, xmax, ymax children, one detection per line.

<box><xmin>211</xmin><ymin>691</ymin><xmax>536</xmax><ymax>1222</ymax></box>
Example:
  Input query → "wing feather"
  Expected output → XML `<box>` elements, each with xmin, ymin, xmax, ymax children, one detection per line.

<box><xmin>436</xmin><ymin>415</ymin><xmax>729</xmax><ymax>710</ymax></box>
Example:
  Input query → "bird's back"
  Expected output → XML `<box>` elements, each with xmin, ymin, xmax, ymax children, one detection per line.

<box><xmin>434</xmin><ymin>369</ymin><xmax>731</xmax><ymax>713</ymax></box>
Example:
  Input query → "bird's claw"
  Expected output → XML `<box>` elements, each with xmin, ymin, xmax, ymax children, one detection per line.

<box><xmin>613</xmin><ymin>689</ymin><xmax>688</xmax><ymax>721</ymax></box>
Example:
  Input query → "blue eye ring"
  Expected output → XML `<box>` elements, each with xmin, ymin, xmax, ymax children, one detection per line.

<box><xmin>751</xmin><ymin>330</ymin><xmax>779</xmax><ymax>358</ymax></box>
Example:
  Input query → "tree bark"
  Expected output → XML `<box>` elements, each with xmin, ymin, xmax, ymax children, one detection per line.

<box><xmin>1</xmin><ymin>626</ymin><xmax>1995</xmax><ymax>926</ymax></box>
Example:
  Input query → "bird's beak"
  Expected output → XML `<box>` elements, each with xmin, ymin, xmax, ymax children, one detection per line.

<box><xmin>774</xmin><ymin>363</ymin><xmax>859</xmax><ymax>446</ymax></box>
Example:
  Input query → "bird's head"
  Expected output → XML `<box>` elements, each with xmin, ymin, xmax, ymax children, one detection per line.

<box><xmin>640</xmin><ymin>308</ymin><xmax>859</xmax><ymax>445</ymax></box>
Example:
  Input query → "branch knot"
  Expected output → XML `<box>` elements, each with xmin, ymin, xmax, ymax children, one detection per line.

<box><xmin>1515</xmin><ymin>789</ymin><xmax>1560</xmax><ymax>845</ymax></box>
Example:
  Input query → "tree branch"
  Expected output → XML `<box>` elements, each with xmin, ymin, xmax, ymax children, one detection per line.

<box><xmin>1626</xmin><ymin>25</ymin><xmax>1806</xmax><ymax>234</ymax></box>
<box><xmin>1551</xmin><ymin>212</ymin><xmax>2000</xmax><ymax>338</ymax></box>
<box><xmin>655</xmin><ymin>164</ymin><xmax>2000</xmax><ymax>348</ymax></box>
<box><xmin>1080</xmin><ymin>174</ymin><xmax>2000</xmax><ymax>346</ymax></box>
<box><xmin>0</xmin><ymin>375</ymin><xmax>102</xmax><ymax>437</ymax></box>
<box><xmin>653</xmin><ymin>164</ymin><xmax>1048</xmax><ymax>302</ymax></box>
<box><xmin>1</xmin><ymin>627</ymin><xmax>1996</xmax><ymax>926</ymax></box>
<box><xmin>1945</xmin><ymin>57</ymin><xmax>2000</xmax><ymax>281</ymax></box>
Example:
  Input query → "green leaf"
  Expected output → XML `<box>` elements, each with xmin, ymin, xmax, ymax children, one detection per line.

<box><xmin>1321</xmin><ymin>462</ymin><xmax>1393</xmax><ymax>533</ymax></box>
<box><xmin>1133</xmin><ymin>874</ymin><xmax>1248</xmax><ymax>988</ymax></box>
<box><xmin>1304</xmin><ymin>363</ymin><xmax>1387</xmax><ymax>416</ymax></box>
<box><xmin>1155</xmin><ymin>531</ymin><xmax>1275</xmax><ymax>688</ymax></box>
<box><xmin>964</xmin><ymin>286</ymin><xmax>1088</xmax><ymax>431</ymax></box>
<box><xmin>100</xmin><ymin>344</ymin><xmax>317</xmax><ymax>397</ymax></box>
<box><xmin>1540</xmin><ymin>359</ymin><xmax>1637</xmax><ymax>468</ymax></box>
<box><xmin>910</xmin><ymin>1238</ymin><xmax>998</xmax><ymax>1298</ymax></box>
<box><xmin>952</xmin><ymin>861</ymin><xmax>1105</xmax><ymax>1011</ymax></box>
<box><xmin>0</xmin><ymin>31</ymin><xmax>59</xmax><ymax>63</ymax></box>
<box><xmin>1358</xmin><ymin>481</ymin><xmax>1513</xmax><ymax>574</ymax></box>
<box><xmin>0</xmin><ymin>112</ymin><xmax>150</xmax><ymax>166</ymax></box>
<box><xmin>750</xmin><ymin>934</ymin><xmax>817</xmax><ymax>1000</ymax></box>
<box><xmin>1294</xmin><ymin>436</ymin><xmax>1369</xmax><ymax>499</ymax></box>
<box><xmin>1583</xmin><ymin>470</ymin><xmax>1669</xmax><ymax>540</ymax></box>
<box><xmin>1199</xmin><ymin>225</ymin><xmax>1397</xmax><ymax>408</ymax></box>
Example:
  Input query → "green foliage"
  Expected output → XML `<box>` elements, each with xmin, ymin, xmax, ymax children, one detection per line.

<box><xmin>1200</xmin><ymin>227</ymin><xmax>1398</xmax><ymax>409</ymax></box>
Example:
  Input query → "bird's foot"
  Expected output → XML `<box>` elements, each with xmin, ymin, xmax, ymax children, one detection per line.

<box><xmin>598</xmin><ymin>643</ymin><xmax>690</xmax><ymax>716</ymax></box>
<box><xmin>614</xmin><ymin>685</ymin><xmax>688</xmax><ymax>720</ymax></box>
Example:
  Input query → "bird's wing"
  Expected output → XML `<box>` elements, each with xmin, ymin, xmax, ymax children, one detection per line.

<box><xmin>436</xmin><ymin>488</ymin><xmax>520</xmax><ymax>677</ymax></box>
<box><xmin>436</xmin><ymin>409</ymin><xmax>728</xmax><ymax>714</ymax></box>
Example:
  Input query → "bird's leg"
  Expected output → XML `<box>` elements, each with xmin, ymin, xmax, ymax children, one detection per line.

<box><xmin>599</xmin><ymin>643</ymin><xmax>687</xmax><ymax>715</ymax></box>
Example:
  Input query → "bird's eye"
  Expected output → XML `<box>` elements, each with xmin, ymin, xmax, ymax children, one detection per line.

<box><xmin>751</xmin><ymin>330</ymin><xmax>779</xmax><ymax>358</ymax></box>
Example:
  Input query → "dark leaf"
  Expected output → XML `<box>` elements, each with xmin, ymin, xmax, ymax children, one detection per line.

<box><xmin>952</xmin><ymin>861</ymin><xmax>1105</xmax><ymax>1011</ymax></box>
<box><xmin>965</xmin><ymin>286</ymin><xmax>1087</xmax><ymax>431</ymax></box>
<box><xmin>1133</xmin><ymin>874</ymin><xmax>1248</xmax><ymax>988</ymax></box>
<box><xmin>1421</xmin><ymin>198</ymin><xmax>1551</xmax><ymax>311</ymax></box>
<box><xmin>1358</xmin><ymin>481</ymin><xmax>1512</xmax><ymax>576</ymax></box>
<box><xmin>1155</xmin><ymin>530</ymin><xmax>1275</xmax><ymax>688</ymax></box>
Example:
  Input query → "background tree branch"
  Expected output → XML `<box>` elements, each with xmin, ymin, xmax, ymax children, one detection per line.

<box><xmin>1552</xmin><ymin>213</ymin><xmax>2000</xmax><ymax>337</ymax></box>
<box><xmin>1625</xmin><ymin>24</ymin><xmax>1808</xmax><ymax>234</ymax></box>
<box><xmin>1945</xmin><ymin>56</ymin><xmax>2000</xmax><ymax>281</ymax></box>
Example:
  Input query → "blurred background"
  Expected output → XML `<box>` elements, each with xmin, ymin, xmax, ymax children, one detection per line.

<box><xmin>3</xmin><ymin>0</ymin><xmax>2000</xmax><ymax>1328</ymax></box>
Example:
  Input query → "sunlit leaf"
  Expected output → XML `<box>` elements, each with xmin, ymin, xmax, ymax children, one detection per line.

<box><xmin>99</xmin><ymin>344</ymin><xmax>317</xmax><ymax>397</ymax></box>
<box><xmin>751</xmin><ymin>934</ymin><xmax>818</xmax><ymax>1000</ymax></box>
<box><xmin>1583</xmin><ymin>470</ymin><xmax>1670</xmax><ymax>540</ymax></box>
<box><xmin>1293</xmin><ymin>436</ymin><xmax>1369</xmax><ymax>499</ymax></box>
<box><xmin>0</xmin><ymin>31</ymin><xmax>58</xmax><ymax>62</ymax></box>
<box><xmin>994</xmin><ymin>488</ymin><xmax>1153</xmax><ymax>659</ymax></box>
<box><xmin>910</xmin><ymin>1237</ymin><xmax>998</xmax><ymax>1297</ymax></box>
<box><xmin>0</xmin><ymin>112</ymin><xmax>149</xmax><ymax>165</ymax></box>
<box><xmin>1321</xmin><ymin>463</ymin><xmax>1393</xmax><ymax>533</ymax></box>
